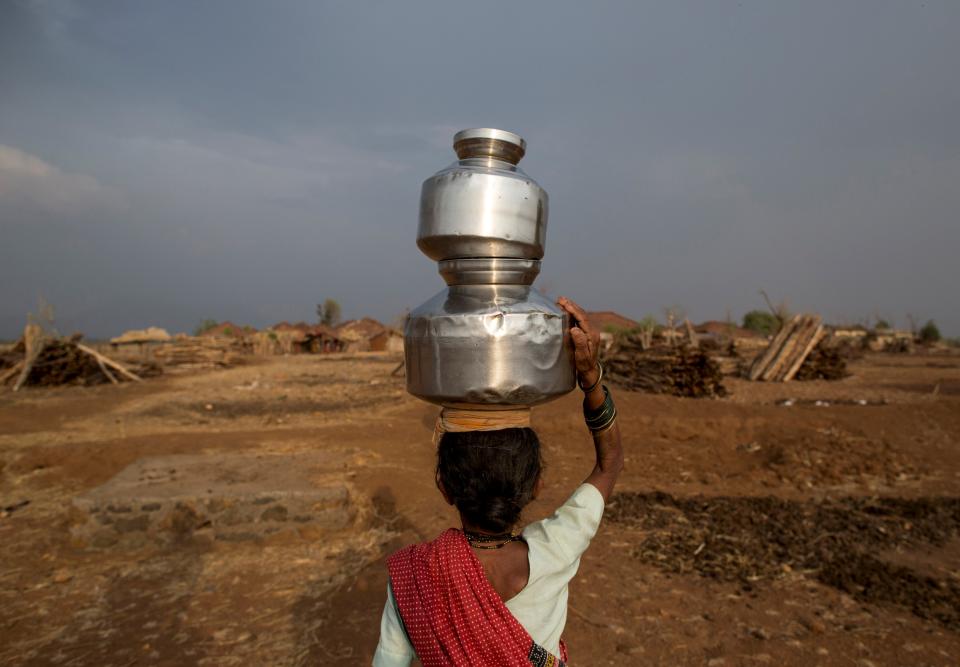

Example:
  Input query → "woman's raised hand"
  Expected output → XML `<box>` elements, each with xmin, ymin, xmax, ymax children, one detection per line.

<box><xmin>556</xmin><ymin>296</ymin><xmax>601</xmax><ymax>390</ymax></box>
<box><xmin>558</xmin><ymin>296</ymin><xmax>623</xmax><ymax>500</ymax></box>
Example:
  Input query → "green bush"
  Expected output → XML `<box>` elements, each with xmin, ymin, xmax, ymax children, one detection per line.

<box><xmin>742</xmin><ymin>310</ymin><xmax>779</xmax><ymax>336</ymax></box>
<box><xmin>919</xmin><ymin>320</ymin><xmax>941</xmax><ymax>344</ymax></box>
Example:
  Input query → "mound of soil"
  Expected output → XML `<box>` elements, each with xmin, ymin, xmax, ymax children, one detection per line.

<box><xmin>606</xmin><ymin>492</ymin><xmax>960</xmax><ymax>629</ymax></box>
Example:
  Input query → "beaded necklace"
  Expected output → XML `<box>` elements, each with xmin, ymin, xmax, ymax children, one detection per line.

<box><xmin>463</xmin><ymin>529</ymin><xmax>523</xmax><ymax>550</ymax></box>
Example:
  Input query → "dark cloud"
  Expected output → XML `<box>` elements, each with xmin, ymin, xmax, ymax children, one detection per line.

<box><xmin>1</xmin><ymin>0</ymin><xmax>958</xmax><ymax>338</ymax></box>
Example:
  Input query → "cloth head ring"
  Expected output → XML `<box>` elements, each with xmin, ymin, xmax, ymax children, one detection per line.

<box><xmin>432</xmin><ymin>407</ymin><xmax>532</xmax><ymax>446</ymax></box>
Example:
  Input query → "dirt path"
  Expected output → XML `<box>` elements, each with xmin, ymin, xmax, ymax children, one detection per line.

<box><xmin>2</xmin><ymin>353</ymin><xmax>959</xmax><ymax>665</ymax></box>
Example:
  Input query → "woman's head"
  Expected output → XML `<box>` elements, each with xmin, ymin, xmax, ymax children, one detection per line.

<box><xmin>436</xmin><ymin>427</ymin><xmax>543</xmax><ymax>533</ymax></box>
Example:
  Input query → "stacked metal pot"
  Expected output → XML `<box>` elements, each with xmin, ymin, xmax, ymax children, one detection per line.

<box><xmin>404</xmin><ymin>128</ymin><xmax>575</xmax><ymax>408</ymax></box>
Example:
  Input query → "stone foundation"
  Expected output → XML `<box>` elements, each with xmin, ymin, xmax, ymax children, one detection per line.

<box><xmin>72</xmin><ymin>452</ymin><xmax>358</xmax><ymax>548</ymax></box>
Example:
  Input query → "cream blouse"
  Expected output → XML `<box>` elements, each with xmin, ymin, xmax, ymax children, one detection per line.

<box><xmin>373</xmin><ymin>483</ymin><xmax>605</xmax><ymax>666</ymax></box>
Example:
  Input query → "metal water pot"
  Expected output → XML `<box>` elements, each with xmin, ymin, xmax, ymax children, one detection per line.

<box><xmin>405</xmin><ymin>129</ymin><xmax>576</xmax><ymax>408</ymax></box>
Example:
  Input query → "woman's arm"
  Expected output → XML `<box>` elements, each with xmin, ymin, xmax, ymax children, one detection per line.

<box><xmin>557</xmin><ymin>297</ymin><xmax>624</xmax><ymax>503</ymax></box>
<box><xmin>372</xmin><ymin>580</ymin><xmax>415</xmax><ymax>666</ymax></box>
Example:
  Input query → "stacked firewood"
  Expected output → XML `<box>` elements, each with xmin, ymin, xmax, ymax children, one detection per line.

<box><xmin>153</xmin><ymin>337</ymin><xmax>243</xmax><ymax>368</ymax></box>
<box><xmin>748</xmin><ymin>314</ymin><xmax>826</xmax><ymax>382</ymax></box>
<box><xmin>603</xmin><ymin>335</ymin><xmax>726</xmax><ymax>398</ymax></box>
<box><xmin>1</xmin><ymin>325</ymin><xmax>144</xmax><ymax>390</ymax></box>
<box><xmin>794</xmin><ymin>345</ymin><xmax>849</xmax><ymax>381</ymax></box>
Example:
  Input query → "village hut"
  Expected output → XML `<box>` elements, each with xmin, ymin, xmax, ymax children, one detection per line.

<box><xmin>267</xmin><ymin>321</ymin><xmax>311</xmax><ymax>354</ymax></box>
<box><xmin>253</xmin><ymin>322</ymin><xmax>344</xmax><ymax>355</ymax></box>
<box><xmin>830</xmin><ymin>325</ymin><xmax>869</xmax><ymax>342</ymax></box>
<box><xmin>368</xmin><ymin>328</ymin><xmax>404</xmax><ymax>353</ymax></box>
<box><xmin>303</xmin><ymin>324</ymin><xmax>345</xmax><ymax>353</ymax></box>
<box><xmin>110</xmin><ymin>327</ymin><xmax>172</xmax><ymax>346</ymax></box>
<box><xmin>336</xmin><ymin>318</ymin><xmax>388</xmax><ymax>352</ymax></box>
<box><xmin>109</xmin><ymin>326</ymin><xmax>173</xmax><ymax>362</ymax></box>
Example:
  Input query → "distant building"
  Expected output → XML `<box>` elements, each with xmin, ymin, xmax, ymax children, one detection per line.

<box><xmin>259</xmin><ymin>321</ymin><xmax>343</xmax><ymax>354</ymax></box>
<box><xmin>830</xmin><ymin>325</ymin><xmax>869</xmax><ymax>340</ymax></box>
<box><xmin>110</xmin><ymin>327</ymin><xmax>172</xmax><ymax>346</ymax></box>
<box><xmin>336</xmin><ymin>318</ymin><xmax>389</xmax><ymax>352</ymax></box>
<box><xmin>303</xmin><ymin>324</ymin><xmax>344</xmax><ymax>353</ymax></box>
<box><xmin>368</xmin><ymin>328</ymin><xmax>404</xmax><ymax>353</ymax></box>
<box><xmin>870</xmin><ymin>328</ymin><xmax>914</xmax><ymax>352</ymax></box>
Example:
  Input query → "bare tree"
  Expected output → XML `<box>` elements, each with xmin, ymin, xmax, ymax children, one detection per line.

<box><xmin>662</xmin><ymin>305</ymin><xmax>685</xmax><ymax>347</ymax></box>
<box><xmin>316</xmin><ymin>299</ymin><xmax>342</xmax><ymax>327</ymax></box>
<box><xmin>906</xmin><ymin>313</ymin><xmax>919</xmax><ymax>336</ymax></box>
<box><xmin>759</xmin><ymin>290</ymin><xmax>791</xmax><ymax>330</ymax></box>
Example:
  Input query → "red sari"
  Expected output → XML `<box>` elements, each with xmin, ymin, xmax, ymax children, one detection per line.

<box><xmin>387</xmin><ymin>528</ymin><xmax>567</xmax><ymax>666</ymax></box>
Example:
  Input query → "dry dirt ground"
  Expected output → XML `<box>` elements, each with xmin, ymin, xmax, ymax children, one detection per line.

<box><xmin>1</xmin><ymin>352</ymin><xmax>960</xmax><ymax>666</ymax></box>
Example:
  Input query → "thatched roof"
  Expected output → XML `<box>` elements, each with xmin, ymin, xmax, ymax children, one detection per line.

<box><xmin>336</xmin><ymin>318</ymin><xmax>386</xmax><ymax>341</ymax></box>
<box><xmin>110</xmin><ymin>327</ymin><xmax>172</xmax><ymax>345</ymax></box>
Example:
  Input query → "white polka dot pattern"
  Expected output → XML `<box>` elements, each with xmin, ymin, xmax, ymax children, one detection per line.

<box><xmin>386</xmin><ymin>528</ymin><xmax>567</xmax><ymax>666</ymax></box>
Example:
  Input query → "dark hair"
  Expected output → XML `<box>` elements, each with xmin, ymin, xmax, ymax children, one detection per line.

<box><xmin>436</xmin><ymin>427</ymin><xmax>543</xmax><ymax>533</ymax></box>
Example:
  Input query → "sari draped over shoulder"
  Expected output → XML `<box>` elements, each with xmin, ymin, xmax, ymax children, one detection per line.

<box><xmin>386</xmin><ymin>528</ymin><xmax>567</xmax><ymax>667</ymax></box>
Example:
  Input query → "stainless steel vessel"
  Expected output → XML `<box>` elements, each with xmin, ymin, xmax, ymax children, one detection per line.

<box><xmin>417</xmin><ymin>128</ymin><xmax>548</xmax><ymax>262</ymax></box>
<box><xmin>405</xmin><ymin>128</ymin><xmax>575</xmax><ymax>408</ymax></box>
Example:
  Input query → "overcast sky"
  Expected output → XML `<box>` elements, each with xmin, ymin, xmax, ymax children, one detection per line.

<box><xmin>2</xmin><ymin>0</ymin><xmax>958</xmax><ymax>339</ymax></box>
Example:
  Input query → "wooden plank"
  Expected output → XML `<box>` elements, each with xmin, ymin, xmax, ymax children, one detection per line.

<box><xmin>776</xmin><ymin>316</ymin><xmax>823</xmax><ymax>381</ymax></box>
<box><xmin>749</xmin><ymin>315</ymin><xmax>800</xmax><ymax>381</ymax></box>
<box><xmin>782</xmin><ymin>324</ymin><xmax>826</xmax><ymax>382</ymax></box>
<box><xmin>13</xmin><ymin>324</ymin><xmax>44</xmax><ymax>392</ymax></box>
<box><xmin>0</xmin><ymin>361</ymin><xmax>24</xmax><ymax>386</ymax></box>
<box><xmin>76</xmin><ymin>344</ymin><xmax>142</xmax><ymax>383</ymax></box>
<box><xmin>768</xmin><ymin>316</ymin><xmax>819</xmax><ymax>381</ymax></box>
<box><xmin>94</xmin><ymin>355</ymin><xmax>119</xmax><ymax>384</ymax></box>
<box><xmin>684</xmin><ymin>319</ymin><xmax>699</xmax><ymax>348</ymax></box>
<box><xmin>764</xmin><ymin>315</ymin><xmax>819</xmax><ymax>382</ymax></box>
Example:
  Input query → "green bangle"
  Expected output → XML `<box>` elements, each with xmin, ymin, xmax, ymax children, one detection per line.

<box><xmin>590</xmin><ymin>412</ymin><xmax>618</xmax><ymax>434</ymax></box>
<box><xmin>587</xmin><ymin>408</ymin><xmax>617</xmax><ymax>433</ymax></box>
<box><xmin>585</xmin><ymin>401</ymin><xmax>615</xmax><ymax>428</ymax></box>
<box><xmin>584</xmin><ymin>386</ymin><xmax>616</xmax><ymax>432</ymax></box>
<box><xmin>584</xmin><ymin>386</ymin><xmax>611</xmax><ymax>420</ymax></box>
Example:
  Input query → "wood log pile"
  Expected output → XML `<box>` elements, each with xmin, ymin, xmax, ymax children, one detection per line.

<box><xmin>794</xmin><ymin>345</ymin><xmax>849</xmax><ymax>381</ymax></box>
<box><xmin>153</xmin><ymin>336</ymin><xmax>244</xmax><ymax>368</ymax></box>
<box><xmin>603</xmin><ymin>335</ymin><xmax>727</xmax><ymax>398</ymax></box>
<box><xmin>1</xmin><ymin>325</ymin><xmax>145</xmax><ymax>391</ymax></box>
<box><xmin>748</xmin><ymin>314</ymin><xmax>843</xmax><ymax>382</ymax></box>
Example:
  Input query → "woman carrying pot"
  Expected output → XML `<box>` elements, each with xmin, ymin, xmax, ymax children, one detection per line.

<box><xmin>373</xmin><ymin>298</ymin><xmax>624</xmax><ymax>666</ymax></box>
